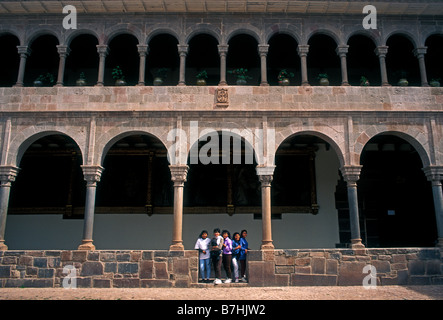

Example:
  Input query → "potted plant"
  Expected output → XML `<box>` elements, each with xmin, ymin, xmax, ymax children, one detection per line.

<box><xmin>33</xmin><ymin>72</ymin><xmax>55</xmax><ymax>87</ymax></box>
<box><xmin>278</xmin><ymin>69</ymin><xmax>295</xmax><ymax>86</ymax></box>
<box><xmin>76</xmin><ymin>72</ymin><xmax>87</xmax><ymax>86</ymax></box>
<box><xmin>397</xmin><ymin>71</ymin><xmax>408</xmax><ymax>87</ymax></box>
<box><xmin>228</xmin><ymin>68</ymin><xmax>252</xmax><ymax>85</ymax></box>
<box><xmin>430</xmin><ymin>78</ymin><xmax>441</xmax><ymax>87</ymax></box>
<box><xmin>112</xmin><ymin>66</ymin><xmax>126</xmax><ymax>86</ymax></box>
<box><xmin>153</xmin><ymin>68</ymin><xmax>168</xmax><ymax>86</ymax></box>
<box><xmin>360</xmin><ymin>76</ymin><xmax>370</xmax><ymax>86</ymax></box>
<box><xmin>317</xmin><ymin>73</ymin><xmax>329</xmax><ymax>86</ymax></box>
<box><xmin>196</xmin><ymin>70</ymin><xmax>208</xmax><ymax>86</ymax></box>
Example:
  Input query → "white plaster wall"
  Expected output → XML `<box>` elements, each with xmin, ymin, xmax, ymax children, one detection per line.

<box><xmin>5</xmin><ymin>145</ymin><xmax>340</xmax><ymax>250</ymax></box>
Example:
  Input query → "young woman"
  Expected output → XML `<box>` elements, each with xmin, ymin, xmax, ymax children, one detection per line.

<box><xmin>231</xmin><ymin>232</ymin><xmax>241</xmax><ymax>283</ymax></box>
<box><xmin>221</xmin><ymin>230</ymin><xmax>232</xmax><ymax>283</ymax></box>
<box><xmin>239</xmin><ymin>229</ymin><xmax>249</xmax><ymax>282</ymax></box>
<box><xmin>194</xmin><ymin>230</ymin><xmax>211</xmax><ymax>283</ymax></box>
<box><xmin>210</xmin><ymin>228</ymin><xmax>224</xmax><ymax>285</ymax></box>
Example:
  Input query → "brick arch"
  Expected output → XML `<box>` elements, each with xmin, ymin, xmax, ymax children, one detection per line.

<box><xmin>355</xmin><ymin>128</ymin><xmax>431</xmax><ymax>168</ymax></box>
<box><xmin>8</xmin><ymin>127</ymin><xmax>86</xmax><ymax>167</ymax></box>
<box><xmin>96</xmin><ymin>127</ymin><xmax>172</xmax><ymax>166</ymax></box>
<box><xmin>275</xmin><ymin>127</ymin><xmax>346</xmax><ymax>168</ymax></box>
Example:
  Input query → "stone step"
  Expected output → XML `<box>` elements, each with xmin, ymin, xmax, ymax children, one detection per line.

<box><xmin>190</xmin><ymin>280</ymin><xmax>249</xmax><ymax>288</ymax></box>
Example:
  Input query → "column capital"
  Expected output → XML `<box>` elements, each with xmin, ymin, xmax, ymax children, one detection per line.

<box><xmin>56</xmin><ymin>45</ymin><xmax>71</xmax><ymax>57</ymax></box>
<box><xmin>137</xmin><ymin>44</ymin><xmax>149</xmax><ymax>55</ymax></box>
<box><xmin>256</xmin><ymin>165</ymin><xmax>275</xmax><ymax>186</ymax></box>
<box><xmin>177</xmin><ymin>44</ymin><xmax>189</xmax><ymax>56</ymax></box>
<box><xmin>81</xmin><ymin>165</ymin><xmax>104</xmax><ymax>187</ymax></box>
<box><xmin>169</xmin><ymin>165</ymin><xmax>189</xmax><ymax>186</ymax></box>
<box><xmin>340</xmin><ymin>165</ymin><xmax>362</xmax><ymax>185</ymax></box>
<box><xmin>297</xmin><ymin>44</ymin><xmax>309</xmax><ymax>56</ymax></box>
<box><xmin>413</xmin><ymin>47</ymin><xmax>427</xmax><ymax>58</ymax></box>
<box><xmin>423</xmin><ymin>165</ymin><xmax>443</xmax><ymax>182</ymax></box>
<box><xmin>0</xmin><ymin>166</ymin><xmax>20</xmax><ymax>187</ymax></box>
<box><xmin>218</xmin><ymin>44</ymin><xmax>229</xmax><ymax>55</ymax></box>
<box><xmin>375</xmin><ymin>46</ymin><xmax>389</xmax><ymax>57</ymax></box>
<box><xmin>96</xmin><ymin>45</ymin><xmax>109</xmax><ymax>57</ymax></box>
<box><xmin>336</xmin><ymin>45</ymin><xmax>349</xmax><ymax>56</ymax></box>
<box><xmin>258</xmin><ymin>44</ymin><xmax>269</xmax><ymax>56</ymax></box>
<box><xmin>16</xmin><ymin>45</ymin><xmax>31</xmax><ymax>57</ymax></box>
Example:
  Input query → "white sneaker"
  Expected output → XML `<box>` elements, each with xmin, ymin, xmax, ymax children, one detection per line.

<box><xmin>241</xmin><ymin>277</ymin><xmax>247</xmax><ymax>282</ymax></box>
<box><xmin>224</xmin><ymin>278</ymin><xmax>232</xmax><ymax>283</ymax></box>
<box><xmin>235</xmin><ymin>278</ymin><xmax>239</xmax><ymax>283</ymax></box>
<box><xmin>214</xmin><ymin>278</ymin><xmax>222</xmax><ymax>285</ymax></box>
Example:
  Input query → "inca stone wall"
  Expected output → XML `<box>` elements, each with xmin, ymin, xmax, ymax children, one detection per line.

<box><xmin>0</xmin><ymin>249</ymin><xmax>442</xmax><ymax>287</ymax></box>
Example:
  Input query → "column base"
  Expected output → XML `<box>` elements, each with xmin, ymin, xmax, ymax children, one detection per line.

<box><xmin>77</xmin><ymin>239</ymin><xmax>96</xmax><ymax>251</ymax></box>
<box><xmin>260</xmin><ymin>82</ymin><xmax>269</xmax><ymax>86</ymax></box>
<box><xmin>341</xmin><ymin>82</ymin><xmax>350</xmax><ymax>86</ymax></box>
<box><xmin>54</xmin><ymin>83</ymin><xmax>64</xmax><ymax>87</ymax></box>
<box><xmin>381</xmin><ymin>83</ymin><xmax>391</xmax><ymax>87</ymax></box>
<box><xmin>169</xmin><ymin>242</ymin><xmax>185</xmax><ymax>251</ymax></box>
<box><xmin>436</xmin><ymin>238</ymin><xmax>443</xmax><ymax>248</ymax></box>
<box><xmin>95</xmin><ymin>84</ymin><xmax>104</xmax><ymax>87</ymax></box>
<box><xmin>301</xmin><ymin>82</ymin><xmax>310</xmax><ymax>86</ymax></box>
<box><xmin>177</xmin><ymin>83</ymin><xmax>186</xmax><ymax>87</ymax></box>
<box><xmin>13</xmin><ymin>83</ymin><xmax>23</xmax><ymax>88</ymax></box>
<box><xmin>260</xmin><ymin>241</ymin><xmax>274</xmax><ymax>250</ymax></box>
<box><xmin>136</xmin><ymin>83</ymin><xmax>145</xmax><ymax>86</ymax></box>
<box><xmin>0</xmin><ymin>240</ymin><xmax>8</xmax><ymax>251</ymax></box>
<box><xmin>218</xmin><ymin>81</ymin><xmax>228</xmax><ymax>86</ymax></box>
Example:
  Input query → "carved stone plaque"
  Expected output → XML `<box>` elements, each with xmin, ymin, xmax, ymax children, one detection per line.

<box><xmin>214</xmin><ymin>87</ymin><xmax>229</xmax><ymax>108</ymax></box>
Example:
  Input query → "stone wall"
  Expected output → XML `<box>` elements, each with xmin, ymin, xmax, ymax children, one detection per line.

<box><xmin>247</xmin><ymin>248</ymin><xmax>443</xmax><ymax>287</ymax></box>
<box><xmin>1</xmin><ymin>248</ymin><xmax>442</xmax><ymax>288</ymax></box>
<box><xmin>0</xmin><ymin>250</ymin><xmax>198</xmax><ymax>288</ymax></box>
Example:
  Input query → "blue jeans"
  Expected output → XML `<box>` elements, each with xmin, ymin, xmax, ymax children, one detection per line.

<box><xmin>199</xmin><ymin>258</ymin><xmax>211</xmax><ymax>279</ymax></box>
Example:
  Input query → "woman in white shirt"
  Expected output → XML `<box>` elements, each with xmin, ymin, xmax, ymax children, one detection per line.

<box><xmin>194</xmin><ymin>230</ymin><xmax>212</xmax><ymax>283</ymax></box>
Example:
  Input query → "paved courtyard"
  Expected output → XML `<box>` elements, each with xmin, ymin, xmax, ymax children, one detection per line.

<box><xmin>0</xmin><ymin>285</ymin><xmax>442</xmax><ymax>300</ymax></box>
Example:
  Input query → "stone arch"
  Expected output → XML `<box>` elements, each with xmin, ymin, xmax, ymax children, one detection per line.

<box><xmin>383</xmin><ymin>30</ymin><xmax>418</xmax><ymax>48</ymax></box>
<box><xmin>185</xmin><ymin>24</ymin><xmax>221</xmax><ymax>45</ymax></box>
<box><xmin>9</xmin><ymin>128</ymin><xmax>86</xmax><ymax>167</ymax></box>
<box><xmin>187</xmin><ymin>128</ymin><xmax>261</xmax><ymax>166</ymax></box>
<box><xmin>275</xmin><ymin>128</ymin><xmax>346</xmax><ymax>168</ymax></box>
<box><xmin>423</xmin><ymin>30</ymin><xmax>443</xmax><ymax>47</ymax></box>
<box><xmin>345</xmin><ymin>29</ymin><xmax>380</xmax><ymax>47</ymax></box>
<box><xmin>306</xmin><ymin>28</ymin><xmax>342</xmax><ymax>46</ymax></box>
<box><xmin>355</xmin><ymin>128</ymin><xmax>431</xmax><ymax>168</ymax></box>
<box><xmin>65</xmin><ymin>28</ymin><xmax>100</xmax><ymax>47</ymax></box>
<box><xmin>97</xmin><ymin>127</ymin><xmax>171</xmax><ymax>166</ymax></box>
<box><xmin>265</xmin><ymin>25</ymin><xmax>301</xmax><ymax>45</ymax></box>
<box><xmin>226</xmin><ymin>26</ymin><xmax>262</xmax><ymax>44</ymax></box>
<box><xmin>146</xmin><ymin>26</ymin><xmax>180</xmax><ymax>45</ymax></box>
<box><xmin>103</xmin><ymin>24</ymin><xmax>142</xmax><ymax>45</ymax></box>
<box><xmin>25</xmin><ymin>28</ymin><xmax>61</xmax><ymax>47</ymax></box>
<box><xmin>0</xmin><ymin>29</ymin><xmax>23</xmax><ymax>45</ymax></box>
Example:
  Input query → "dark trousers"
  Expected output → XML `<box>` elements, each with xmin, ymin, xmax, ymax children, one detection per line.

<box><xmin>222</xmin><ymin>254</ymin><xmax>232</xmax><ymax>279</ymax></box>
<box><xmin>211</xmin><ymin>253</ymin><xmax>222</xmax><ymax>278</ymax></box>
<box><xmin>240</xmin><ymin>259</ymin><xmax>247</xmax><ymax>277</ymax></box>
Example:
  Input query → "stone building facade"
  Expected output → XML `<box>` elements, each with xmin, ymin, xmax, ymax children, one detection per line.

<box><xmin>0</xmin><ymin>0</ymin><xmax>442</xmax><ymax>287</ymax></box>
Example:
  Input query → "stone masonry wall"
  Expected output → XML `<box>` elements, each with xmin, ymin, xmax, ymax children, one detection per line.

<box><xmin>1</xmin><ymin>248</ymin><xmax>442</xmax><ymax>288</ymax></box>
<box><xmin>247</xmin><ymin>248</ymin><xmax>443</xmax><ymax>287</ymax></box>
<box><xmin>0</xmin><ymin>250</ymin><xmax>198</xmax><ymax>288</ymax></box>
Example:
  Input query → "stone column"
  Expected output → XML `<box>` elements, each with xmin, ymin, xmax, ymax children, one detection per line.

<box><xmin>95</xmin><ymin>45</ymin><xmax>109</xmax><ymax>87</ymax></box>
<box><xmin>14</xmin><ymin>46</ymin><xmax>31</xmax><ymax>87</ymax></box>
<box><xmin>413</xmin><ymin>47</ymin><xmax>429</xmax><ymax>87</ymax></box>
<box><xmin>177</xmin><ymin>45</ymin><xmax>188</xmax><ymax>86</ymax></box>
<box><xmin>55</xmin><ymin>45</ymin><xmax>71</xmax><ymax>87</ymax></box>
<box><xmin>218</xmin><ymin>45</ymin><xmax>229</xmax><ymax>86</ymax></box>
<box><xmin>169</xmin><ymin>165</ymin><xmax>189</xmax><ymax>250</ymax></box>
<box><xmin>257</xmin><ymin>165</ymin><xmax>275</xmax><ymax>250</ymax></box>
<box><xmin>78</xmin><ymin>165</ymin><xmax>104</xmax><ymax>250</ymax></box>
<box><xmin>423</xmin><ymin>166</ymin><xmax>443</xmax><ymax>247</ymax></box>
<box><xmin>258</xmin><ymin>44</ymin><xmax>269</xmax><ymax>86</ymax></box>
<box><xmin>297</xmin><ymin>45</ymin><xmax>310</xmax><ymax>86</ymax></box>
<box><xmin>0</xmin><ymin>166</ymin><xmax>19</xmax><ymax>250</ymax></box>
<box><xmin>340</xmin><ymin>165</ymin><xmax>365</xmax><ymax>249</ymax></box>
<box><xmin>336</xmin><ymin>45</ymin><xmax>350</xmax><ymax>86</ymax></box>
<box><xmin>375</xmin><ymin>46</ymin><xmax>390</xmax><ymax>86</ymax></box>
<box><xmin>137</xmin><ymin>44</ymin><xmax>149</xmax><ymax>86</ymax></box>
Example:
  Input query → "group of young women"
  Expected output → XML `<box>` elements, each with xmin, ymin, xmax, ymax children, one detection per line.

<box><xmin>194</xmin><ymin>228</ymin><xmax>249</xmax><ymax>284</ymax></box>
